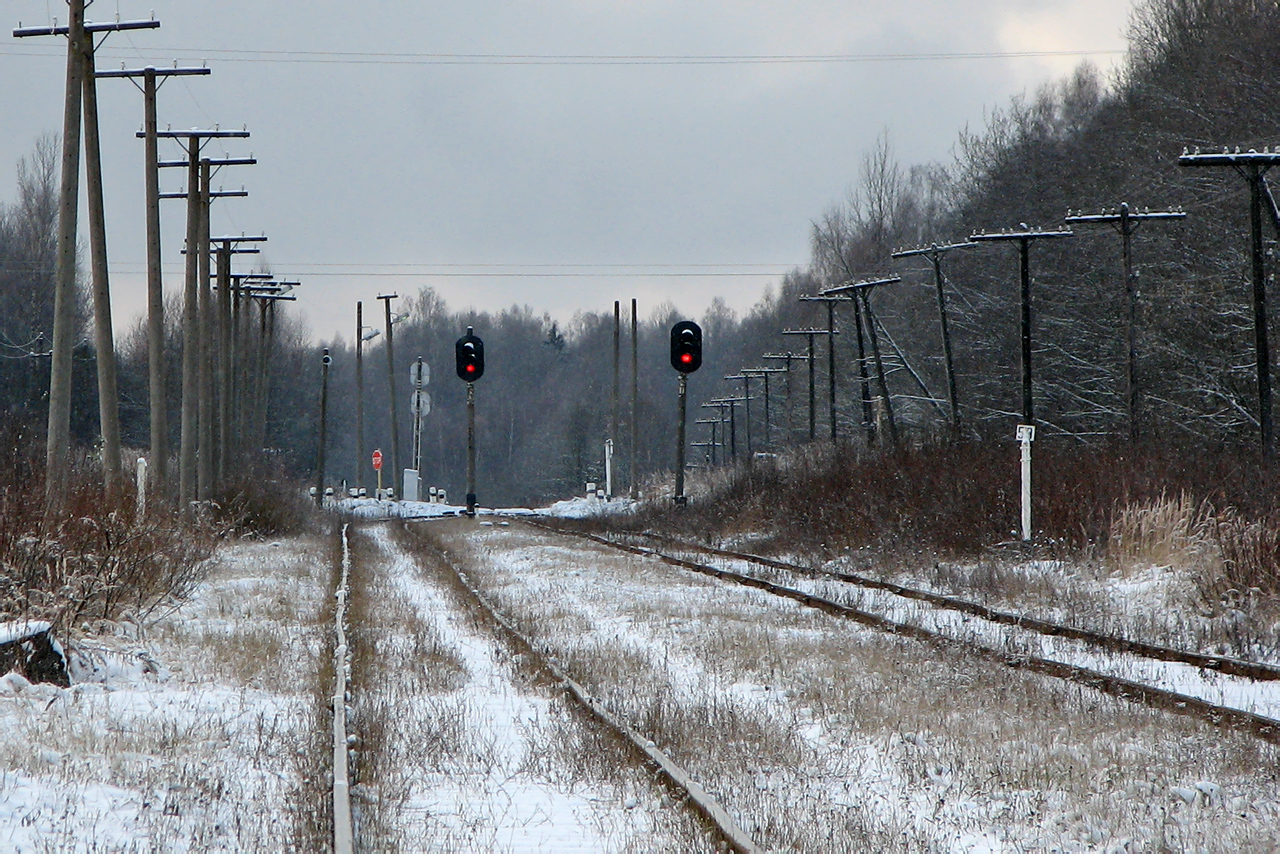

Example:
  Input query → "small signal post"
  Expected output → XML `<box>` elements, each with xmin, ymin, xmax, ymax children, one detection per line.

<box><xmin>670</xmin><ymin>321</ymin><xmax>703</xmax><ymax>505</ymax></box>
<box><xmin>456</xmin><ymin>327</ymin><xmax>485</xmax><ymax>516</ymax></box>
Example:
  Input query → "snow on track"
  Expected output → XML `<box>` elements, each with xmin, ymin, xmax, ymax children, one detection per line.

<box><xmin>358</xmin><ymin>525</ymin><xmax>702</xmax><ymax>852</ymax></box>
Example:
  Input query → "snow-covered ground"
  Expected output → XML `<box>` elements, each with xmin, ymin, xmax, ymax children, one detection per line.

<box><xmin>344</xmin><ymin>524</ymin><xmax>712</xmax><ymax>851</ymax></box>
<box><xmin>0</xmin><ymin>536</ymin><xmax>333</xmax><ymax>851</ymax></box>
<box><xmin>424</xmin><ymin>518</ymin><xmax>1280</xmax><ymax>852</ymax></box>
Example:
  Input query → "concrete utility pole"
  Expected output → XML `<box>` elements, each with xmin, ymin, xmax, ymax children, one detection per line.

<box><xmin>97</xmin><ymin>63</ymin><xmax>209</xmax><ymax>496</ymax></box>
<box><xmin>153</xmin><ymin>127</ymin><xmax>249</xmax><ymax>510</ymax></box>
<box><xmin>1065</xmin><ymin>204</ymin><xmax>1186</xmax><ymax>442</ymax></box>
<box><xmin>971</xmin><ymin>226</ymin><xmax>1074</xmax><ymax>427</ymax></box>
<box><xmin>781</xmin><ymin>330</ymin><xmax>822</xmax><ymax>441</ymax></box>
<box><xmin>892</xmin><ymin>242</ymin><xmax>976</xmax><ymax>436</ymax></box>
<box><xmin>225</xmin><ymin>272</ymin><xmax>274</xmax><ymax>454</ymax></box>
<box><xmin>378</xmin><ymin>294</ymin><xmax>405</xmax><ymax>496</ymax></box>
<box><xmin>355</xmin><ymin>303</ymin><xmax>381</xmax><ymax>496</ymax></box>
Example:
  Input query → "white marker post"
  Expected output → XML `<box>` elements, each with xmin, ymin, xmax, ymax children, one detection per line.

<box><xmin>1016</xmin><ymin>425</ymin><xmax>1035</xmax><ymax>542</ymax></box>
<box><xmin>135</xmin><ymin>457</ymin><xmax>148</xmax><ymax>523</ymax></box>
<box><xmin>604</xmin><ymin>438</ymin><xmax>614</xmax><ymax>498</ymax></box>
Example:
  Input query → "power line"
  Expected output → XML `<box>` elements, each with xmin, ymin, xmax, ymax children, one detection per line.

<box><xmin>1</xmin><ymin>45</ymin><xmax>1125</xmax><ymax>66</ymax></box>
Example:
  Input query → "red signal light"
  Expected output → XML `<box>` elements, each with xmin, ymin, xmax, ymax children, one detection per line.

<box><xmin>681</xmin><ymin>353</ymin><xmax>692</xmax><ymax>363</ymax></box>
<box><xmin>466</xmin><ymin>364</ymin><xmax>476</xmax><ymax>373</ymax></box>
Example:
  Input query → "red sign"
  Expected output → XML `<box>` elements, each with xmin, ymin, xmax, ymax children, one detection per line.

<box><xmin>371</xmin><ymin>449</ymin><xmax>383</xmax><ymax>471</ymax></box>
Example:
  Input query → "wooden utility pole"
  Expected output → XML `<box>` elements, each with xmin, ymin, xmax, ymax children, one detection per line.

<box><xmin>16</xmin><ymin>5</ymin><xmax>85</xmax><ymax>513</ymax></box>
<box><xmin>763</xmin><ymin>352</ymin><xmax>808</xmax><ymax>445</ymax></box>
<box><xmin>1179</xmin><ymin>147</ymin><xmax>1280</xmax><ymax>452</ymax></box>
<box><xmin>629</xmin><ymin>298</ymin><xmax>638</xmax><ymax>499</ymax></box>
<box><xmin>797</xmin><ymin>294</ymin><xmax>852</xmax><ymax>442</ymax></box>
<box><xmin>820</xmin><ymin>276</ymin><xmax>905</xmax><ymax>448</ymax></box>
<box><xmin>781</xmin><ymin>330</ymin><xmax>822</xmax><ymax>441</ymax></box>
<box><xmin>1065</xmin><ymin>204</ymin><xmax>1186</xmax><ymax>442</ymax></box>
<box><xmin>743</xmin><ymin>368</ymin><xmax>786</xmax><ymax>452</ymax></box>
<box><xmin>210</xmin><ymin>235</ymin><xmax>266</xmax><ymax>483</ymax></box>
<box><xmin>316</xmin><ymin>348</ymin><xmax>332</xmax><ymax>502</ymax></box>
<box><xmin>153</xmin><ymin>128</ymin><xmax>249</xmax><ymax>509</ymax></box>
<box><xmin>15</xmin><ymin>10</ymin><xmax>163</xmax><ymax>510</ymax></box>
<box><xmin>611</xmin><ymin>300</ymin><xmax>620</xmax><ymax>497</ymax></box>
<box><xmin>971</xmin><ymin>226</ymin><xmax>1074</xmax><ymax>427</ymax></box>
<box><xmin>892</xmin><ymin>243</ymin><xmax>975</xmax><ymax>436</ymax></box>
<box><xmin>355</xmin><ymin>302</ymin><xmax>380</xmax><ymax>496</ymax></box>
<box><xmin>98</xmin><ymin>63</ymin><xmax>209</xmax><ymax>496</ymax></box>
<box><xmin>724</xmin><ymin>375</ymin><xmax>752</xmax><ymax>457</ymax></box>
<box><xmin>378</xmin><ymin>294</ymin><xmax>403</xmax><ymax>496</ymax></box>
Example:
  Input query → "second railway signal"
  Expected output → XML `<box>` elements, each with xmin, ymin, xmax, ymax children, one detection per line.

<box><xmin>670</xmin><ymin>320</ymin><xmax>702</xmax><ymax>505</ymax></box>
<box><xmin>456</xmin><ymin>327</ymin><xmax>484</xmax><ymax>516</ymax></box>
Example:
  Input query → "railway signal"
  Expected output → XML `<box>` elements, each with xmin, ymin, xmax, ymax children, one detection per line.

<box><xmin>670</xmin><ymin>321</ymin><xmax>702</xmax><ymax>373</ymax></box>
<box><xmin>456</xmin><ymin>330</ymin><xmax>485</xmax><ymax>381</ymax></box>
<box><xmin>456</xmin><ymin>327</ymin><xmax>484</xmax><ymax>516</ymax></box>
<box><xmin>670</xmin><ymin>321</ymin><xmax>702</xmax><ymax>505</ymax></box>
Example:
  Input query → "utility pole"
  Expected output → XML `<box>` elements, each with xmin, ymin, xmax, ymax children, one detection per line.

<box><xmin>1065</xmin><ymin>204</ymin><xmax>1186</xmax><ymax>442</ymax></box>
<box><xmin>743</xmin><ymin>368</ymin><xmax>786</xmax><ymax>452</ymax></box>
<box><xmin>763</xmin><ymin>352</ymin><xmax>810</xmax><ymax>446</ymax></box>
<box><xmin>892</xmin><ymin>242</ymin><xmax>975</xmax><ymax>437</ymax></box>
<box><xmin>695</xmin><ymin>417</ymin><xmax>720</xmax><ymax>465</ymax></box>
<box><xmin>971</xmin><ymin>226</ymin><xmax>1074</xmax><ymax>427</ymax></box>
<box><xmin>16</xmin><ymin>10</ymin><xmax>163</xmax><ymax>508</ymax></box>
<box><xmin>316</xmin><ymin>348</ymin><xmax>332</xmax><ymax>503</ymax></box>
<box><xmin>820</xmin><ymin>276</ymin><xmax>905</xmax><ymax>448</ymax></box>
<box><xmin>1180</xmin><ymin>147</ymin><xmax>1280</xmax><ymax>452</ymax></box>
<box><xmin>378</xmin><ymin>294</ymin><xmax>405</xmax><ymax>496</ymax></box>
<box><xmin>781</xmin><ymin>330</ymin><xmax>822</xmax><ymax>441</ymax></box>
<box><xmin>15</xmin><ymin>5</ymin><xmax>84</xmax><ymax>513</ymax></box>
<box><xmin>154</xmin><ymin>127</ymin><xmax>249</xmax><ymax>510</ymax></box>
<box><xmin>630</xmin><ymin>298</ymin><xmax>639</xmax><ymax>499</ymax></box>
<box><xmin>724</xmin><ymin>375</ymin><xmax>752</xmax><ymax>457</ymax></box>
<box><xmin>798</xmin><ymin>295</ymin><xmax>853</xmax><ymax>442</ymax></box>
<box><xmin>355</xmin><ymin>303</ymin><xmax>380</xmax><ymax>497</ymax></box>
<box><xmin>611</xmin><ymin>300</ymin><xmax>620</xmax><ymax>498</ymax></box>
<box><xmin>246</xmin><ymin>287</ymin><xmax>297</xmax><ymax>456</ymax></box>
<box><xmin>708</xmin><ymin>397</ymin><xmax>746</xmax><ymax>460</ymax></box>
<box><xmin>96</xmin><ymin>62</ymin><xmax>209</xmax><ymax>498</ymax></box>
<box><xmin>208</xmin><ymin>235</ymin><xmax>265</xmax><ymax>484</ymax></box>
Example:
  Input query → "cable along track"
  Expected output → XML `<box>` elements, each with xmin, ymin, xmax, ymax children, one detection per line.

<box><xmin>414</xmin><ymin>530</ymin><xmax>763</xmax><ymax>854</ymax></box>
<box><xmin>526</xmin><ymin>520</ymin><xmax>1280</xmax><ymax>746</ymax></box>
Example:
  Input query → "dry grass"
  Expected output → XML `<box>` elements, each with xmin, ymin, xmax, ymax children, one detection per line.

<box><xmin>422</xmin><ymin>520</ymin><xmax>1280</xmax><ymax>852</ymax></box>
<box><xmin>1109</xmin><ymin>491</ymin><xmax>1219</xmax><ymax>577</ymax></box>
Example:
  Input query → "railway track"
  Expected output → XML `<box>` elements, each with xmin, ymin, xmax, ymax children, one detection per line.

<box><xmin>526</xmin><ymin>519</ymin><xmax>1280</xmax><ymax>746</ymax></box>
<box><xmin>340</xmin><ymin>521</ymin><xmax>762</xmax><ymax>854</ymax></box>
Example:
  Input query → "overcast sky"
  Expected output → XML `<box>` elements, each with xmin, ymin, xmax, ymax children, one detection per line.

<box><xmin>1</xmin><ymin>0</ymin><xmax>1134</xmax><ymax>343</ymax></box>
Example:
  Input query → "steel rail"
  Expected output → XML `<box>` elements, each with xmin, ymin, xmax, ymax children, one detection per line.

<box><xmin>526</xmin><ymin>520</ymin><xmax>1280</xmax><ymax>746</ymax></box>
<box><xmin>614</xmin><ymin>530</ymin><xmax>1280</xmax><ymax>682</ymax></box>
<box><xmin>332</xmin><ymin>525</ymin><xmax>355</xmax><ymax>854</ymax></box>
<box><xmin>404</xmin><ymin>526</ymin><xmax>763</xmax><ymax>854</ymax></box>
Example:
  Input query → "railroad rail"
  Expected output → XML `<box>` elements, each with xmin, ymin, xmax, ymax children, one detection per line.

<box><xmin>525</xmin><ymin>519</ymin><xmax>1280</xmax><ymax>746</ymax></box>
<box><xmin>332</xmin><ymin>524</ymin><xmax>355</xmax><ymax>854</ymax></box>
<box><xmin>410</xmin><ymin>528</ymin><xmax>763</xmax><ymax>854</ymax></box>
<box><xmin>619</xmin><ymin>530</ymin><xmax>1280</xmax><ymax>681</ymax></box>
